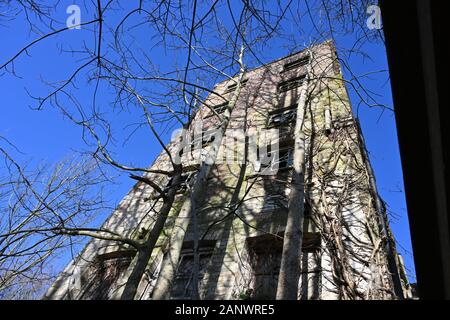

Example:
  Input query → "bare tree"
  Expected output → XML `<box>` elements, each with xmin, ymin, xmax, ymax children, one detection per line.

<box><xmin>0</xmin><ymin>140</ymin><xmax>111</xmax><ymax>299</ymax></box>
<box><xmin>0</xmin><ymin>0</ymin><xmax>406</xmax><ymax>300</ymax></box>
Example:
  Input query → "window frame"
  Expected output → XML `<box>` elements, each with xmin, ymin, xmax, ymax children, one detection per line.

<box><xmin>224</xmin><ymin>79</ymin><xmax>248</xmax><ymax>94</ymax></box>
<box><xmin>266</xmin><ymin>104</ymin><xmax>298</xmax><ymax>128</ymax></box>
<box><xmin>191</xmin><ymin>128</ymin><xmax>219</xmax><ymax>148</ymax></box>
<box><xmin>259</xmin><ymin>143</ymin><xmax>295</xmax><ymax>172</ymax></box>
<box><xmin>278</xmin><ymin>75</ymin><xmax>306</xmax><ymax>93</ymax></box>
<box><xmin>204</xmin><ymin>101</ymin><xmax>229</xmax><ymax>119</ymax></box>
<box><xmin>79</xmin><ymin>250</ymin><xmax>135</xmax><ymax>300</ymax></box>
<box><xmin>282</xmin><ymin>56</ymin><xmax>310</xmax><ymax>72</ymax></box>
<box><xmin>170</xmin><ymin>240</ymin><xmax>216</xmax><ymax>299</ymax></box>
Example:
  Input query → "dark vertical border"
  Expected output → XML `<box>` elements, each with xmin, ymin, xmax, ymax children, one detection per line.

<box><xmin>380</xmin><ymin>0</ymin><xmax>450</xmax><ymax>299</ymax></box>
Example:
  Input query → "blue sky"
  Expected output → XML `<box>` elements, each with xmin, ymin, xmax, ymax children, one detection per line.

<box><xmin>0</xmin><ymin>1</ymin><xmax>416</xmax><ymax>283</ymax></box>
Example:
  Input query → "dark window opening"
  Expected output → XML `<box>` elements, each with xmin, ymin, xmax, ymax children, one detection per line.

<box><xmin>262</xmin><ymin>192</ymin><xmax>312</xmax><ymax>214</ymax></box>
<box><xmin>170</xmin><ymin>240</ymin><xmax>216</xmax><ymax>299</ymax></box>
<box><xmin>258</xmin><ymin>144</ymin><xmax>294</xmax><ymax>171</ymax></box>
<box><xmin>282</xmin><ymin>56</ymin><xmax>309</xmax><ymax>72</ymax></box>
<box><xmin>174</xmin><ymin>173</ymin><xmax>191</xmax><ymax>194</ymax></box>
<box><xmin>245</xmin><ymin>232</ymin><xmax>320</xmax><ymax>299</ymax></box>
<box><xmin>205</xmin><ymin>102</ymin><xmax>229</xmax><ymax>118</ymax></box>
<box><xmin>224</xmin><ymin>79</ymin><xmax>248</xmax><ymax>94</ymax></box>
<box><xmin>246</xmin><ymin>234</ymin><xmax>283</xmax><ymax>300</ymax></box>
<box><xmin>80</xmin><ymin>251</ymin><xmax>135</xmax><ymax>300</ymax></box>
<box><xmin>166</xmin><ymin>169</ymin><xmax>197</xmax><ymax>195</ymax></box>
<box><xmin>262</xmin><ymin>194</ymin><xmax>288</xmax><ymax>212</ymax></box>
<box><xmin>278</xmin><ymin>76</ymin><xmax>306</xmax><ymax>93</ymax></box>
<box><xmin>260</xmin><ymin>144</ymin><xmax>294</xmax><ymax>171</ymax></box>
<box><xmin>191</xmin><ymin>128</ymin><xmax>218</xmax><ymax>148</ymax></box>
<box><xmin>267</xmin><ymin>105</ymin><xmax>297</xmax><ymax>128</ymax></box>
<box><xmin>302</xmin><ymin>232</ymin><xmax>321</xmax><ymax>253</ymax></box>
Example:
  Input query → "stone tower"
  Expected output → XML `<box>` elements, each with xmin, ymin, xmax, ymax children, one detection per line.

<box><xmin>45</xmin><ymin>41</ymin><xmax>411</xmax><ymax>300</ymax></box>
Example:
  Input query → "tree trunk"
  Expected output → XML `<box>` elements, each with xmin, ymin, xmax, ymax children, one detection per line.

<box><xmin>276</xmin><ymin>53</ymin><xmax>312</xmax><ymax>300</ymax></box>
<box><xmin>119</xmin><ymin>169</ymin><xmax>182</xmax><ymax>299</ymax></box>
<box><xmin>151</xmin><ymin>47</ymin><xmax>246</xmax><ymax>300</ymax></box>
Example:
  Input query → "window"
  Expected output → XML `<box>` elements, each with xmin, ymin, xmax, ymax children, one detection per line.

<box><xmin>302</xmin><ymin>232</ymin><xmax>321</xmax><ymax>253</ymax></box>
<box><xmin>224</xmin><ymin>79</ymin><xmax>248</xmax><ymax>94</ymax></box>
<box><xmin>262</xmin><ymin>194</ymin><xmax>288</xmax><ymax>212</ymax></box>
<box><xmin>246</xmin><ymin>232</ymin><xmax>320</xmax><ymax>299</ymax></box>
<box><xmin>191</xmin><ymin>128</ymin><xmax>218</xmax><ymax>148</ymax></box>
<box><xmin>205</xmin><ymin>102</ymin><xmax>228</xmax><ymax>118</ymax></box>
<box><xmin>262</xmin><ymin>194</ymin><xmax>312</xmax><ymax>213</ymax></box>
<box><xmin>282</xmin><ymin>56</ymin><xmax>309</xmax><ymax>72</ymax></box>
<box><xmin>267</xmin><ymin>105</ymin><xmax>297</xmax><ymax>128</ymax></box>
<box><xmin>211</xmin><ymin>102</ymin><xmax>228</xmax><ymax>114</ymax></box>
<box><xmin>278</xmin><ymin>147</ymin><xmax>294</xmax><ymax>169</ymax></box>
<box><xmin>170</xmin><ymin>240</ymin><xmax>216</xmax><ymax>299</ymax></box>
<box><xmin>174</xmin><ymin>173</ymin><xmax>191</xmax><ymax>194</ymax></box>
<box><xmin>278</xmin><ymin>76</ymin><xmax>305</xmax><ymax>93</ymax></box>
<box><xmin>246</xmin><ymin>234</ymin><xmax>283</xmax><ymax>299</ymax></box>
<box><xmin>259</xmin><ymin>144</ymin><xmax>294</xmax><ymax>172</ymax></box>
<box><xmin>80</xmin><ymin>251</ymin><xmax>135</xmax><ymax>300</ymax></box>
<box><xmin>166</xmin><ymin>168</ymin><xmax>197</xmax><ymax>195</ymax></box>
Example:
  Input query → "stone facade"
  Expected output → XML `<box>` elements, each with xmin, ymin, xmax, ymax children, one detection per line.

<box><xmin>45</xmin><ymin>41</ymin><xmax>411</xmax><ymax>300</ymax></box>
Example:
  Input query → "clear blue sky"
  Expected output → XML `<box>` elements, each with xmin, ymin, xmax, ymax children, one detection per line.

<box><xmin>0</xmin><ymin>1</ymin><xmax>415</xmax><ymax>283</ymax></box>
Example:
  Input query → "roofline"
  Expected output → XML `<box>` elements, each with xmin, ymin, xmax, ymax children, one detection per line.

<box><xmin>214</xmin><ymin>39</ymin><xmax>334</xmax><ymax>87</ymax></box>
